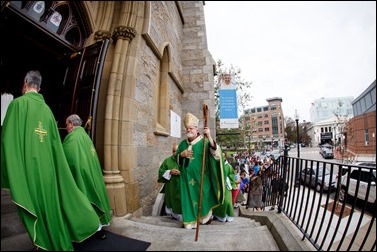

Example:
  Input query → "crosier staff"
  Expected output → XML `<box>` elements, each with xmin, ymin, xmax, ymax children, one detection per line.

<box><xmin>195</xmin><ymin>103</ymin><xmax>208</xmax><ymax>241</ymax></box>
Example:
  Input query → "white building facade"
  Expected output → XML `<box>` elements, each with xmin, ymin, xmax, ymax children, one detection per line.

<box><xmin>308</xmin><ymin>96</ymin><xmax>354</xmax><ymax>147</ymax></box>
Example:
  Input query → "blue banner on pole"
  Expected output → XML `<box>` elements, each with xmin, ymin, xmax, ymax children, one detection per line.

<box><xmin>219</xmin><ymin>89</ymin><xmax>239</xmax><ymax>128</ymax></box>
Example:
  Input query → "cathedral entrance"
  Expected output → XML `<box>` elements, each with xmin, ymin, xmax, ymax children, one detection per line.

<box><xmin>1</xmin><ymin>2</ymin><xmax>108</xmax><ymax>142</ymax></box>
<box><xmin>1</xmin><ymin>3</ymin><xmax>76</xmax><ymax>140</ymax></box>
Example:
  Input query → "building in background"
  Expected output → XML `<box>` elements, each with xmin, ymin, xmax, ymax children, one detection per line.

<box><xmin>310</xmin><ymin>96</ymin><xmax>354</xmax><ymax>123</ymax></box>
<box><xmin>346</xmin><ymin>80</ymin><xmax>376</xmax><ymax>161</ymax></box>
<box><xmin>307</xmin><ymin>96</ymin><xmax>354</xmax><ymax>147</ymax></box>
<box><xmin>241</xmin><ymin>97</ymin><xmax>285</xmax><ymax>150</ymax></box>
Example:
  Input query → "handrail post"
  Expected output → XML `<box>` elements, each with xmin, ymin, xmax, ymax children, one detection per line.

<box><xmin>278</xmin><ymin>143</ymin><xmax>289</xmax><ymax>213</ymax></box>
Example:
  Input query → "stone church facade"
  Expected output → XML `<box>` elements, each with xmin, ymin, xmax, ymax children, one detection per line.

<box><xmin>1</xmin><ymin>1</ymin><xmax>216</xmax><ymax>217</ymax></box>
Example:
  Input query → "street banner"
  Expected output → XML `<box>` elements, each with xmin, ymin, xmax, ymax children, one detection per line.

<box><xmin>219</xmin><ymin>73</ymin><xmax>238</xmax><ymax>129</ymax></box>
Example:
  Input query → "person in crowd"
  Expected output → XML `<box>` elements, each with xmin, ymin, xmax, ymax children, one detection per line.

<box><xmin>232</xmin><ymin>166</ymin><xmax>241</xmax><ymax>208</ymax></box>
<box><xmin>239</xmin><ymin>170</ymin><xmax>249</xmax><ymax>206</ymax></box>
<box><xmin>157</xmin><ymin>143</ymin><xmax>182</xmax><ymax>221</ymax></box>
<box><xmin>213</xmin><ymin>153</ymin><xmax>235</xmax><ymax>222</ymax></box>
<box><xmin>239</xmin><ymin>170</ymin><xmax>250</xmax><ymax>195</ymax></box>
<box><xmin>247</xmin><ymin>168</ymin><xmax>264</xmax><ymax>211</ymax></box>
<box><xmin>1</xmin><ymin>70</ymin><xmax>101</xmax><ymax>251</ymax></box>
<box><xmin>269</xmin><ymin>172</ymin><xmax>280</xmax><ymax>211</ymax></box>
<box><xmin>176</xmin><ymin>112</ymin><xmax>225</xmax><ymax>229</ymax></box>
<box><xmin>63</xmin><ymin>114</ymin><xmax>112</xmax><ymax>239</ymax></box>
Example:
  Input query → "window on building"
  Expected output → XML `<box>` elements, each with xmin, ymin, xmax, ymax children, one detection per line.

<box><xmin>272</xmin><ymin>126</ymin><xmax>278</xmax><ymax>135</ymax></box>
<box><xmin>264</xmin><ymin>127</ymin><xmax>270</xmax><ymax>132</ymax></box>
<box><xmin>10</xmin><ymin>1</ymin><xmax>86</xmax><ymax>49</ymax></box>
<box><xmin>365</xmin><ymin>129</ymin><xmax>369</xmax><ymax>145</ymax></box>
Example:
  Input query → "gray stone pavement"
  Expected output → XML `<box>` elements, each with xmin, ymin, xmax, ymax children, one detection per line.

<box><xmin>104</xmin><ymin>207</ymin><xmax>316</xmax><ymax>251</ymax></box>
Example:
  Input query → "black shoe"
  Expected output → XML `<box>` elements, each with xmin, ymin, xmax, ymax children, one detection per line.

<box><xmin>95</xmin><ymin>230</ymin><xmax>106</xmax><ymax>240</ymax></box>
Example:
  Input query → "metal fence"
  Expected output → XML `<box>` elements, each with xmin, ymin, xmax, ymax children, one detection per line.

<box><xmin>252</xmin><ymin>151</ymin><xmax>376</xmax><ymax>251</ymax></box>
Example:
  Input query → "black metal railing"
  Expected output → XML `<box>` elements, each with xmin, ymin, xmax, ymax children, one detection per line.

<box><xmin>260</xmin><ymin>152</ymin><xmax>376</xmax><ymax>251</ymax></box>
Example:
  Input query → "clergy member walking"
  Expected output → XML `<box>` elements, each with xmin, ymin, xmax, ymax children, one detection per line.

<box><xmin>158</xmin><ymin>143</ymin><xmax>182</xmax><ymax>221</ymax></box>
<box><xmin>1</xmin><ymin>70</ymin><xmax>101</xmax><ymax>251</ymax></box>
<box><xmin>176</xmin><ymin>112</ymin><xmax>225</xmax><ymax>229</ymax></box>
<box><xmin>63</xmin><ymin>114</ymin><xmax>112</xmax><ymax>239</ymax></box>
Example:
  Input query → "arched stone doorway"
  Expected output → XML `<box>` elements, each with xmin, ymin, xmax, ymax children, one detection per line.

<box><xmin>1</xmin><ymin>1</ymin><xmax>106</xmax><ymax>141</ymax></box>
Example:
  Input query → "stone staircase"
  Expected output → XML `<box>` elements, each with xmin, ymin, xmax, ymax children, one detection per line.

<box><xmin>105</xmin><ymin>215</ymin><xmax>280</xmax><ymax>251</ymax></box>
<box><xmin>1</xmin><ymin>188</ymin><xmax>34</xmax><ymax>251</ymax></box>
<box><xmin>1</xmin><ymin>188</ymin><xmax>313</xmax><ymax>251</ymax></box>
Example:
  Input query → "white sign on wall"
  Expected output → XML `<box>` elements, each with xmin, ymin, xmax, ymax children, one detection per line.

<box><xmin>170</xmin><ymin>110</ymin><xmax>181</xmax><ymax>138</ymax></box>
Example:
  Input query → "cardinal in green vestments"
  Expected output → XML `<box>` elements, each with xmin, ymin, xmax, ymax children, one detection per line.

<box><xmin>1</xmin><ymin>70</ymin><xmax>101</xmax><ymax>251</ymax></box>
<box><xmin>176</xmin><ymin>112</ymin><xmax>225</xmax><ymax>229</ymax></box>
<box><xmin>63</xmin><ymin>114</ymin><xmax>112</xmax><ymax>229</ymax></box>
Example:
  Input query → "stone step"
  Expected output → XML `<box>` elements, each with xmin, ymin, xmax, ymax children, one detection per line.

<box><xmin>1</xmin><ymin>232</ymin><xmax>33</xmax><ymax>251</ymax></box>
<box><xmin>105</xmin><ymin>215</ymin><xmax>279</xmax><ymax>251</ymax></box>
<box><xmin>131</xmin><ymin>215</ymin><xmax>182</xmax><ymax>228</ymax></box>
<box><xmin>1</xmin><ymin>189</ymin><xmax>17</xmax><ymax>215</ymax></box>
<box><xmin>1</xmin><ymin>212</ymin><xmax>27</xmax><ymax>239</ymax></box>
<box><xmin>131</xmin><ymin>215</ymin><xmax>261</xmax><ymax>229</ymax></box>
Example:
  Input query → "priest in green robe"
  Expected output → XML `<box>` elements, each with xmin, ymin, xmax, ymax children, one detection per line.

<box><xmin>176</xmin><ymin>112</ymin><xmax>225</xmax><ymax>229</ymax></box>
<box><xmin>1</xmin><ymin>70</ymin><xmax>101</xmax><ymax>251</ymax></box>
<box><xmin>63</xmin><ymin>114</ymin><xmax>112</xmax><ymax>236</ymax></box>
<box><xmin>212</xmin><ymin>153</ymin><xmax>235</xmax><ymax>222</ymax></box>
<box><xmin>157</xmin><ymin>143</ymin><xmax>182</xmax><ymax>221</ymax></box>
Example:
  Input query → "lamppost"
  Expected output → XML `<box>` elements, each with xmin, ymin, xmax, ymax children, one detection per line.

<box><xmin>294</xmin><ymin>110</ymin><xmax>300</xmax><ymax>186</ymax></box>
<box><xmin>294</xmin><ymin>110</ymin><xmax>300</xmax><ymax>158</ymax></box>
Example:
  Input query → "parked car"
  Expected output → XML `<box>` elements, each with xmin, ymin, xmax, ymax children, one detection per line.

<box><xmin>339</xmin><ymin>162</ymin><xmax>376</xmax><ymax>204</ymax></box>
<box><xmin>320</xmin><ymin>143</ymin><xmax>334</xmax><ymax>159</ymax></box>
<box><xmin>300</xmin><ymin>164</ymin><xmax>337</xmax><ymax>192</ymax></box>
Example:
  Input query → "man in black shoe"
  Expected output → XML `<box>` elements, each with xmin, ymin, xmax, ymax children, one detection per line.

<box><xmin>176</xmin><ymin>112</ymin><xmax>225</xmax><ymax>229</ymax></box>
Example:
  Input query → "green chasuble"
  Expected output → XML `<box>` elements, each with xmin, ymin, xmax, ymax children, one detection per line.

<box><xmin>157</xmin><ymin>155</ymin><xmax>182</xmax><ymax>215</ymax></box>
<box><xmin>212</xmin><ymin>159</ymin><xmax>235</xmax><ymax>220</ymax></box>
<box><xmin>177</xmin><ymin>135</ymin><xmax>225</xmax><ymax>228</ymax></box>
<box><xmin>1</xmin><ymin>92</ymin><xmax>100</xmax><ymax>251</ymax></box>
<box><xmin>63</xmin><ymin>126</ymin><xmax>112</xmax><ymax>226</ymax></box>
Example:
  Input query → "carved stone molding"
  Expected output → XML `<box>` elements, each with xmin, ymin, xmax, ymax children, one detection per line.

<box><xmin>94</xmin><ymin>30</ymin><xmax>111</xmax><ymax>41</ymax></box>
<box><xmin>112</xmin><ymin>26</ymin><xmax>136</xmax><ymax>43</ymax></box>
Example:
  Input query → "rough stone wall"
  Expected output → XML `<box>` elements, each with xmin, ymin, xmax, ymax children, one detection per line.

<box><xmin>181</xmin><ymin>1</ymin><xmax>216</xmax><ymax>132</ymax></box>
<box><xmin>130</xmin><ymin>1</ymin><xmax>215</xmax><ymax>216</ymax></box>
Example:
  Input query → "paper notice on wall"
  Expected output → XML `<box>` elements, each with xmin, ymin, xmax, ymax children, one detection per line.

<box><xmin>170</xmin><ymin>110</ymin><xmax>181</xmax><ymax>138</ymax></box>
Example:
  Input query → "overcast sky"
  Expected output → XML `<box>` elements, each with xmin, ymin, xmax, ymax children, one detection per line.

<box><xmin>204</xmin><ymin>1</ymin><xmax>376</xmax><ymax>122</ymax></box>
